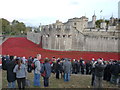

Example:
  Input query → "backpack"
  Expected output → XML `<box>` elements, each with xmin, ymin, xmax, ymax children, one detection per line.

<box><xmin>31</xmin><ymin>60</ymin><xmax>38</xmax><ymax>70</ymax></box>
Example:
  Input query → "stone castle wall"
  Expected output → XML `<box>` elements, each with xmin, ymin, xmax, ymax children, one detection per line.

<box><xmin>27</xmin><ymin>31</ymin><xmax>119</xmax><ymax>52</ymax></box>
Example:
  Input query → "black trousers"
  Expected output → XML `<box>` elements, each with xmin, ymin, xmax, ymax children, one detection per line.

<box><xmin>56</xmin><ymin>70</ymin><xmax>60</xmax><ymax>79</ymax></box>
<box><xmin>44</xmin><ymin>77</ymin><xmax>49</xmax><ymax>87</ymax></box>
<box><xmin>17</xmin><ymin>77</ymin><xmax>26</xmax><ymax>89</ymax></box>
<box><xmin>91</xmin><ymin>73</ymin><xmax>95</xmax><ymax>86</ymax></box>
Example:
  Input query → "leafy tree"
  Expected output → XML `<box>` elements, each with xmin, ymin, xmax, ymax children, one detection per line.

<box><xmin>95</xmin><ymin>19</ymin><xmax>103</xmax><ymax>28</ymax></box>
<box><xmin>105</xmin><ymin>20</ymin><xmax>109</xmax><ymax>25</ymax></box>
<box><xmin>1</xmin><ymin>18</ymin><xmax>11</xmax><ymax>35</ymax></box>
<box><xmin>11</xmin><ymin>20</ymin><xmax>26</xmax><ymax>35</ymax></box>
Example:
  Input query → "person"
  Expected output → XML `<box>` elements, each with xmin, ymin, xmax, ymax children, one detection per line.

<box><xmin>27</xmin><ymin>56</ymin><xmax>33</xmax><ymax>73</ymax></box>
<box><xmin>80</xmin><ymin>60</ymin><xmax>85</xmax><ymax>74</ymax></box>
<box><xmin>94</xmin><ymin>59</ymin><xmax>105</xmax><ymax>88</ymax></box>
<box><xmin>41</xmin><ymin>58</ymin><xmax>51</xmax><ymax>87</ymax></box>
<box><xmin>63</xmin><ymin>58</ymin><xmax>72</xmax><ymax>82</ymax></box>
<box><xmin>33</xmin><ymin>54</ymin><xmax>41</xmax><ymax>87</ymax></box>
<box><xmin>91</xmin><ymin>60</ymin><xmax>96</xmax><ymax>86</ymax></box>
<box><xmin>13</xmin><ymin>58</ymin><xmax>27</xmax><ymax>89</ymax></box>
<box><xmin>86</xmin><ymin>61</ymin><xmax>91</xmax><ymax>75</ymax></box>
<box><xmin>6</xmin><ymin>56</ymin><xmax>16</xmax><ymax>88</ymax></box>
<box><xmin>2</xmin><ymin>55</ymin><xmax>9</xmax><ymax>70</ymax></box>
<box><xmin>72</xmin><ymin>59</ymin><xmax>75</xmax><ymax>74</ymax></box>
<box><xmin>110</xmin><ymin>61</ymin><xmax>120</xmax><ymax>86</ymax></box>
<box><xmin>22</xmin><ymin>56</ymin><xmax>27</xmax><ymax>67</ymax></box>
<box><xmin>51</xmin><ymin>60</ymin><xmax>56</xmax><ymax>74</ymax></box>
<box><xmin>103</xmin><ymin>61</ymin><xmax>112</xmax><ymax>82</ymax></box>
<box><xmin>55</xmin><ymin>59</ymin><xmax>63</xmax><ymax>79</ymax></box>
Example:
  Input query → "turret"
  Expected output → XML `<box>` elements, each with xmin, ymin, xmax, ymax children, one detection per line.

<box><xmin>92</xmin><ymin>11</ymin><xmax>96</xmax><ymax>28</ymax></box>
<box><xmin>92</xmin><ymin>11</ymin><xmax>96</xmax><ymax>22</ymax></box>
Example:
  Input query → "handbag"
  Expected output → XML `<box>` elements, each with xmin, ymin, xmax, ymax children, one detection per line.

<box><xmin>41</xmin><ymin>64</ymin><xmax>46</xmax><ymax>77</ymax></box>
<box><xmin>41</xmin><ymin>71</ymin><xmax>46</xmax><ymax>77</ymax></box>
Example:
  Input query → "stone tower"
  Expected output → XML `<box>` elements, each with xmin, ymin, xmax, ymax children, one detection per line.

<box><xmin>92</xmin><ymin>12</ymin><xmax>96</xmax><ymax>28</ymax></box>
<box><xmin>109</xmin><ymin>15</ymin><xmax>114</xmax><ymax>26</ymax></box>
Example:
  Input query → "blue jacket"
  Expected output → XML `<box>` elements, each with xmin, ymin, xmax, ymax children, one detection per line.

<box><xmin>41</xmin><ymin>62</ymin><xmax>51</xmax><ymax>78</ymax></box>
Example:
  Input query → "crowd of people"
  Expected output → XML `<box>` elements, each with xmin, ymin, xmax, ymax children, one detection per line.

<box><xmin>1</xmin><ymin>54</ymin><xmax>120</xmax><ymax>89</ymax></box>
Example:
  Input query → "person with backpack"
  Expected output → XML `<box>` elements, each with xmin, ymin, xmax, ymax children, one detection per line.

<box><xmin>33</xmin><ymin>54</ymin><xmax>41</xmax><ymax>87</ymax></box>
<box><xmin>41</xmin><ymin>58</ymin><xmax>51</xmax><ymax>87</ymax></box>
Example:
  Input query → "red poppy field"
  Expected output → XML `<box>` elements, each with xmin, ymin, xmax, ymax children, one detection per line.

<box><xmin>0</xmin><ymin>37</ymin><xmax>120</xmax><ymax>61</ymax></box>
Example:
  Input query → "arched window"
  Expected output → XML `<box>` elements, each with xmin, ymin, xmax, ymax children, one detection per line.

<box><xmin>56</xmin><ymin>35</ymin><xmax>60</xmax><ymax>37</ymax></box>
<box><xmin>63</xmin><ymin>35</ymin><xmax>66</xmax><ymax>38</ymax></box>
<box><xmin>115</xmin><ymin>38</ymin><xmax>118</xmax><ymax>40</ymax></box>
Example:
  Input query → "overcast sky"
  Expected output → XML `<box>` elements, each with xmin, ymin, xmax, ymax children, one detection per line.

<box><xmin>0</xmin><ymin>0</ymin><xmax>119</xmax><ymax>27</ymax></box>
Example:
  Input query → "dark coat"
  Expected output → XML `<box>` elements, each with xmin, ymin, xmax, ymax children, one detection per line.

<box><xmin>103</xmin><ymin>64</ymin><xmax>112</xmax><ymax>81</ymax></box>
<box><xmin>55</xmin><ymin>63</ymin><xmax>63</xmax><ymax>72</ymax></box>
<box><xmin>6</xmin><ymin>60</ymin><xmax>16</xmax><ymax>82</ymax></box>
<box><xmin>41</xmin><ymin>62</ymin><xmax>51</xmax><ymax>78</ymax></box>
<box><xmin>95</xmin><ymin>63</ymin><xmax>105</xmax><ymax>77</ymax></box>
<box><xmin>27</xmin><ymin>59</ymin><xmax>33</xmax><ymax>65</ymax></box>
<box><xmin>110</xmin><ymin>63</ymin><xmax>120</xmax><ymax>76</ymax></box>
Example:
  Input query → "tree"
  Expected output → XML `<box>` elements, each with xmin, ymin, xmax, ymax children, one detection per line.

<box><xmin>11</xmin><ymin>20</ymin><xmax>26</xmax><ymax>35</ymax></box>
<box><xmin>95</xmin><ymin>19</ymin><xmax>104</xmax><ymax>28</ymax></box>
<box><xmin>1</xmin><ymin>18</ymin><xmax>11</xmax><ymax>35</ymax></box>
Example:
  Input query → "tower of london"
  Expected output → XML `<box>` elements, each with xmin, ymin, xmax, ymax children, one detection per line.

<box><xmin>27</xmin><ymin>14</ymin><xmax>120</xmax><ymax>52</ymax></box>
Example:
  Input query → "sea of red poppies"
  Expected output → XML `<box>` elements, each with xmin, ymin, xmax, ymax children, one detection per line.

<box><xmin>0</xmin><ymin>37</ymin><xmax>120</xmax><ymax>61</ymax></box>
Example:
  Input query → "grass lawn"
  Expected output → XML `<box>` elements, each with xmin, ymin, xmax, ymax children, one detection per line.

<box><xmin>1</xmin><ymin>70</ymin><xmax>119</xmax><ymax>88</ymax></box>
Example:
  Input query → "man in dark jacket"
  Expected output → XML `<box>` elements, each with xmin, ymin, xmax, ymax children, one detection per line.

<box><xmin>103</xmin><ymin>62</ymin><xmax>112</xmax><ymax>81</ymax></box>
<box><xmin>110</xmin><ymin>61</ymin><xmax>120</xmax><ymax>85</ymax></box>
<box><xmin>55</xmin><ymin>59</ymin><xmax>63</xmax><ymax>79</ymax></box>
<box><xmin>94</xmin><ymin>59</ymin><xmax>105</xmax><ymax>88</ymax></box>
<box><xmin>6</xmin><ymin>56</ymin><xmax>16</xmax><ymax>88</ymax></box>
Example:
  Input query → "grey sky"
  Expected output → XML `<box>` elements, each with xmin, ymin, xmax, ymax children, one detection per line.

<box><xmin>0</xmin><ymin>0</ymin><xmax>119</xmax><ymax>27</ymax></box>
